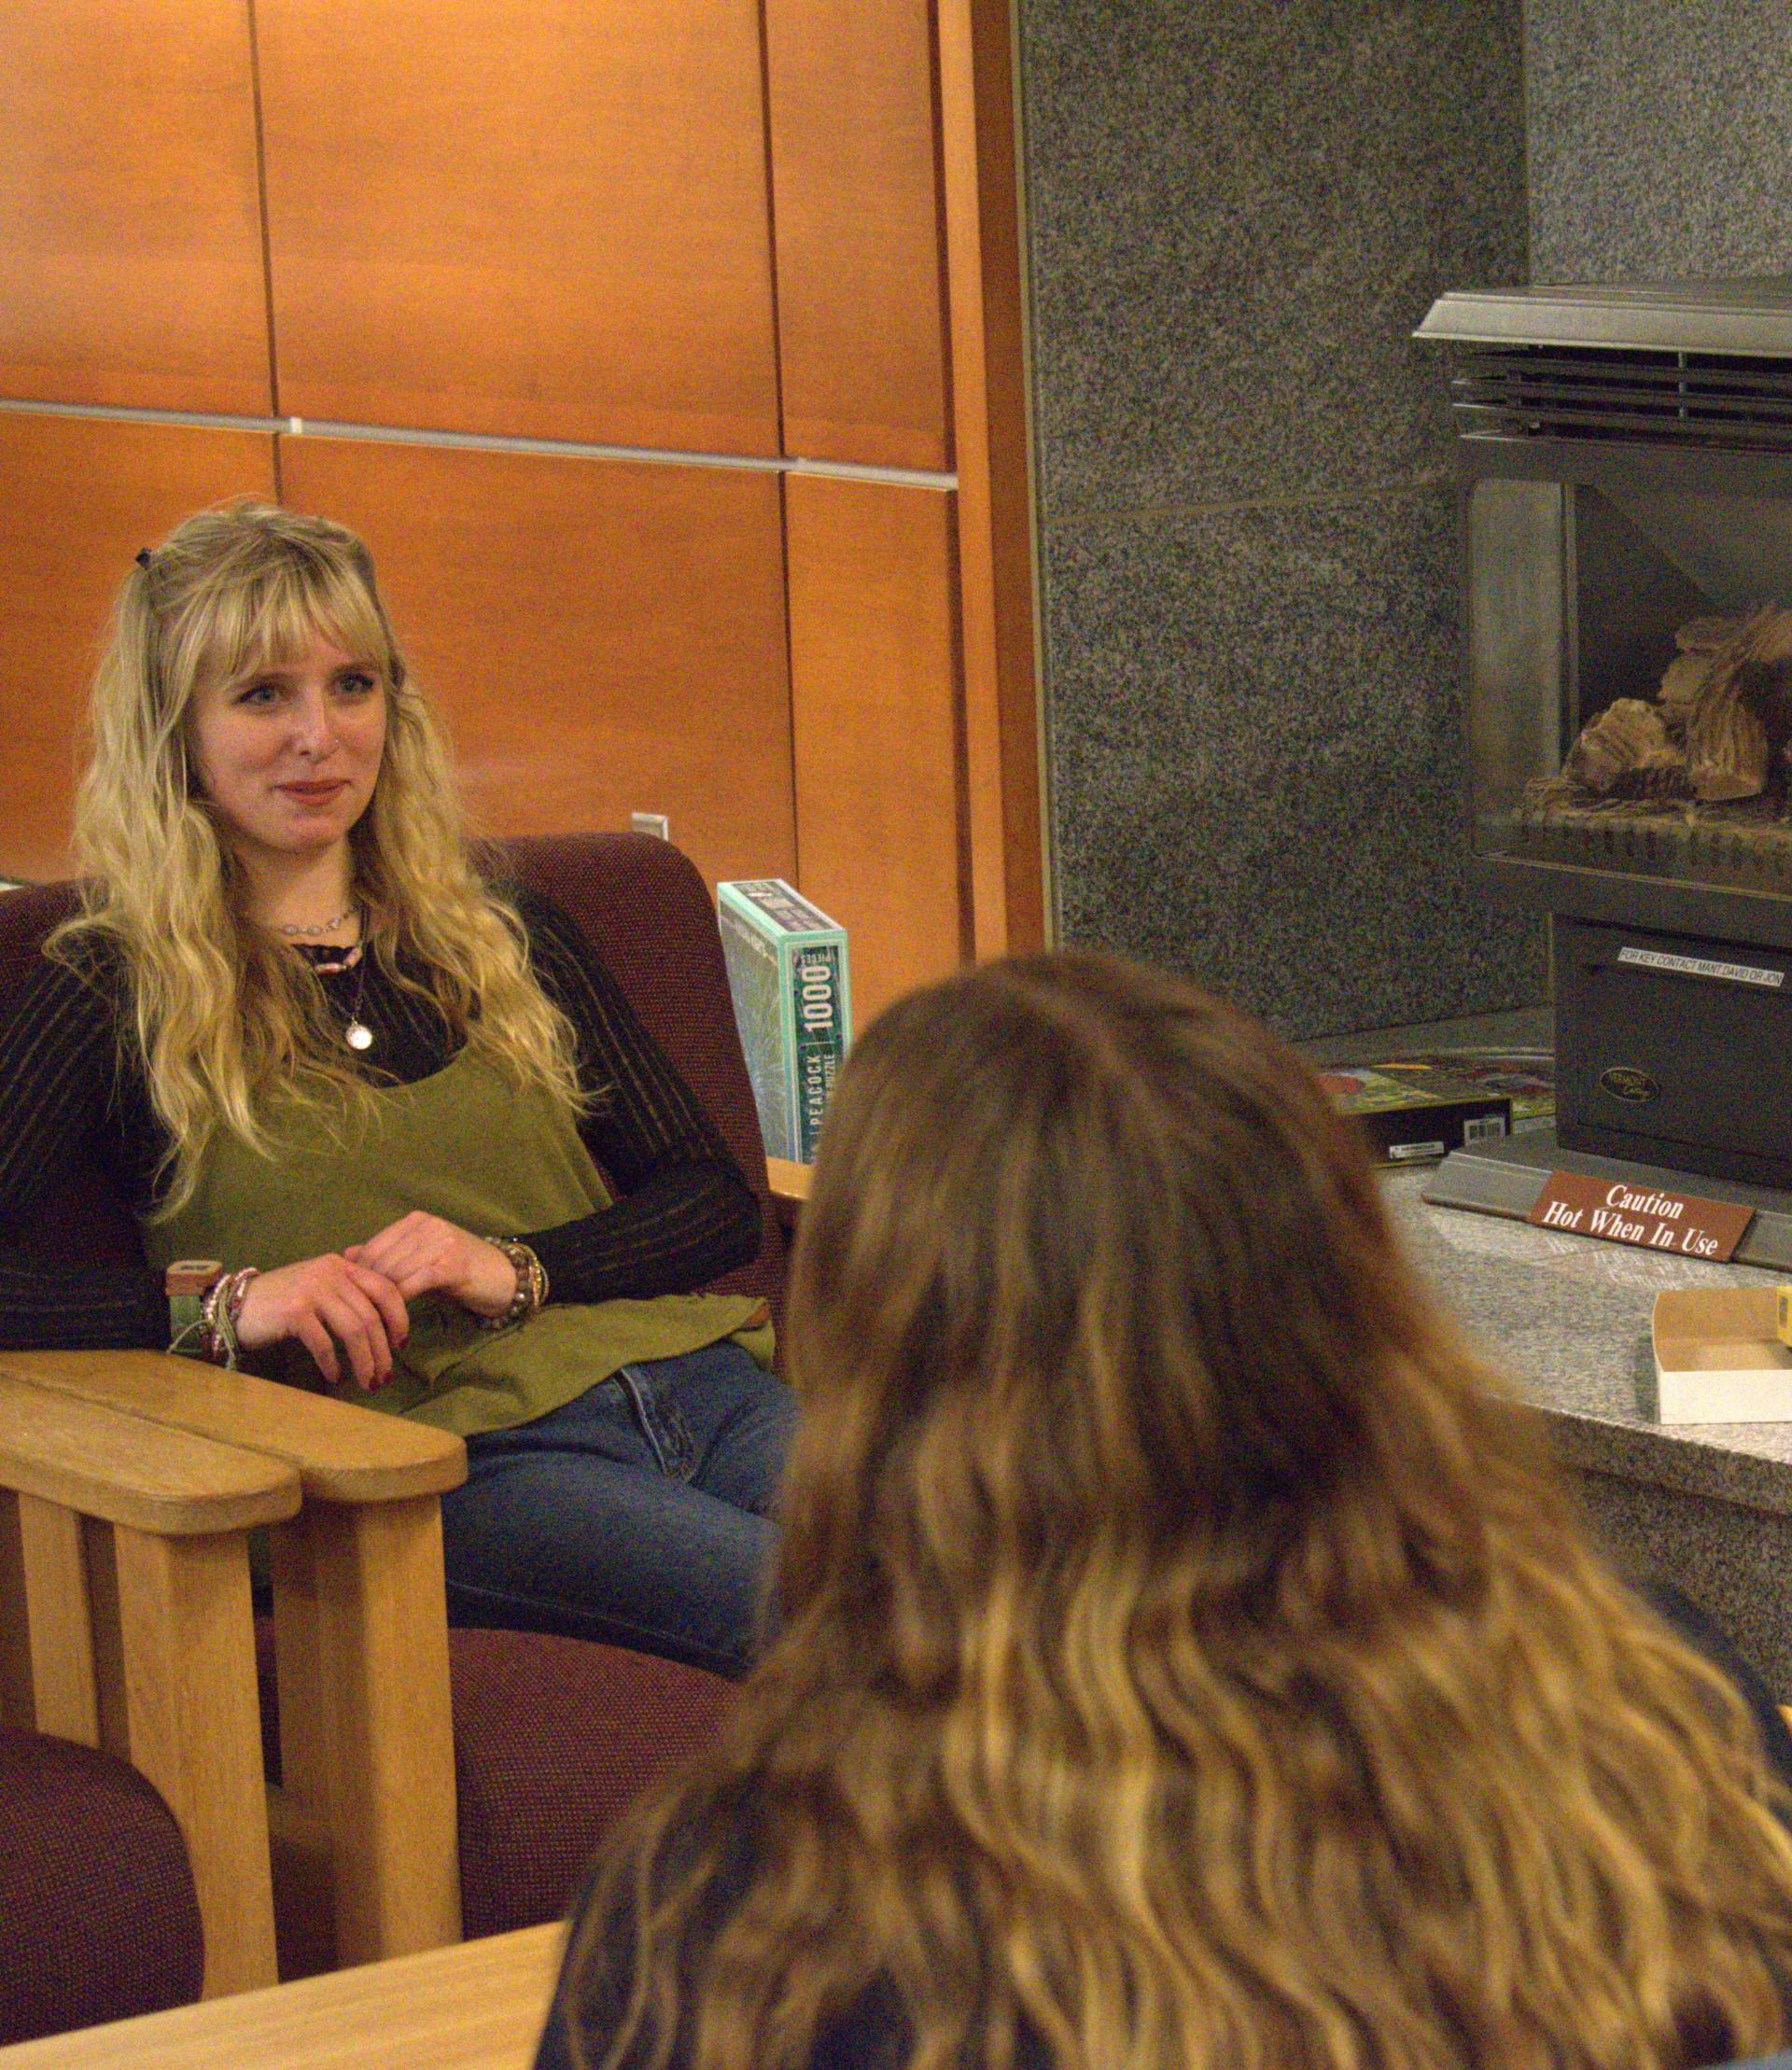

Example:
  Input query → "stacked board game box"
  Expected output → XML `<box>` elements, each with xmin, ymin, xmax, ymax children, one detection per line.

<box><xmin>1314</xmin><ymin>1061</ymin><xmax>1515</xmax><ymax>1166</ymax></box>
<box><xmin>1369</xmin><ymin>1049</ymin><xmax>1556</xmax><ymax>1134</ymax></box>
<box><xmin>717</xmin><ymin>880</ymin><xmax>851</xmax><ymax>1164</ymax></box>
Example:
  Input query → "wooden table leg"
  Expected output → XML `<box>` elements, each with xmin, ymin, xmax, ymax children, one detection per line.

<box><xmin>108</xmin><ymin>1522</ymin><xmax>278</xmax><ymax>1997</ymax></box>
<box><xmin>270</xmin><ymin>1494</ymin><xmax>461</xmax><ymax>1967</ymax></box>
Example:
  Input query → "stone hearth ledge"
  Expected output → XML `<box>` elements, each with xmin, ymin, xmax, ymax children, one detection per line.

<box><xmin>1382</xmin><ymin>1169</ymin><xmax>1792</xmax><ymax>1516</ymax></box>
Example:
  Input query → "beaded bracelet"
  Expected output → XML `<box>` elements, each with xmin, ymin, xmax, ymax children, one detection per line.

<box><xmin>478</xmin><ymin>1238</ymin><xmax>546</xmax><ymax>1330</ymax></box>
<box><xmin>198</xmin><ymin>1266</ymin><xmax>259</xmax><ymax>1368</ymax></box>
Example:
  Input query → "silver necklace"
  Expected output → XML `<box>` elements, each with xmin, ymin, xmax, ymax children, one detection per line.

<box><xmin>302</xmin><ymin>910</ymin><xmax>375</xmax><ymax>1052</ymax></box>
<box><xmin>275</xmin><ymin>900</ymin><xmax>358</xmax><ymax>939</ymax></box>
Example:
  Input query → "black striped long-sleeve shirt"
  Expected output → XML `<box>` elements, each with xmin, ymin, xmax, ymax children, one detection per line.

<box><xmin>0</xmin><ymin>888</ymin><xmax>761</xmax><ymax>1350</ymax></box>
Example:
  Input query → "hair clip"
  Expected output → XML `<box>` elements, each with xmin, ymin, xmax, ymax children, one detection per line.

<box><xmin>134</xmin><ymin>547</ymin><xmax>153</xmax><ymax>570</ymax></box>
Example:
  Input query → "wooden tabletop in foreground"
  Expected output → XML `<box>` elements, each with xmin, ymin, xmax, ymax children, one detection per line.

<box><xmin>0</xmin><ymin>1923</ymin><xmax>566</xmax><ymax>2070</ymax></box>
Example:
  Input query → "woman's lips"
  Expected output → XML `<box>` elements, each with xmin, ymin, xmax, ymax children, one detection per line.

<box><xmin>277</xmin><ymin>780</ymin><xmax>349</xmax><ymax>801</ymax></box>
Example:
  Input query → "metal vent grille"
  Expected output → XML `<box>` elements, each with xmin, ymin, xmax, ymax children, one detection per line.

<box><xmin>1452</xmin><ymin>346</ymin><xmax>1792</xmax><ymax>453</ymax></box>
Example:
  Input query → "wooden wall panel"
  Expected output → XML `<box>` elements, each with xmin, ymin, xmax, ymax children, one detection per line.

<box><xmin>0</xmin><ymin>415</ymin><xmax>277</xmax><ymax>882</ymax></box>
<box><xmin>258</xmin><ymin>1</ymin><xmax>781</xmax><ymax>455</ymax></box>
<box><xmin>766</xmin><ymin>0</ymin><xmax>950</xmax><ymax>471</ymax></box>
<box><xmin>279</xmin><ymin>439</ymin><xmax>794</xmax><ymax>891</ymax></box>
<box><xmin>786</xmin><ymin>476</ymin><xmax>963</xmax><ymax>1029</ymax></box>
<box><xmin>0</xmin><ymin>4</ymin><xmax>272</xmax><ymax>416</ymax></box>
<box><xmin>941</xmin><ymin>0</ymin><xmax>1046</xmax><ymax>956</ymax></box>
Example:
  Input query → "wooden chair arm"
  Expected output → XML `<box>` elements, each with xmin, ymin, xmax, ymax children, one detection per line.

<box><xmin>0</xmin><ymin>1349</ymin><xmax>465</xmax><ymax>1971</ymax></box>
<box><xmin>765</xmin><ymin>1155</ymin><xmax>812</xmax><ymax>1207</ymax></box>
<box><xmin>0</xmin><ymin>1376</ymin><xmax>300</xmax><ymax>1997</ymax></box>
<box><xmin>0</xmin><ymin>1350</ymin><xmax>465</xmax><ymax>1504</ymax></box>
<box><xmin>766</xmin><ymin>1155</ymin><xmax>811</xmax><ymax>1242</ymax></box>
<box><xmin>0</xmin><ymin>1920</ymin><xmax>567</xmax><ymax>2070</ymax></box>
<box><xmin>0</xmin><ymin>1369</ymin><xmax>300</xmax><ymax>1536</ymax></box>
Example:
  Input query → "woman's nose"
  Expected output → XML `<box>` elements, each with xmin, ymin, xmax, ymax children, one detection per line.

<box><xmin>289</xmin><ymin>689</ymin><xmax>339</xmax><ymax>757</ymax></box>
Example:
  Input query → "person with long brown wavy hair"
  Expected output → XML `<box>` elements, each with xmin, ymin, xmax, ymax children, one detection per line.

<box><xmin>539</xmin><ymin>947</ymin><xmax>1792</xmax><ymax>2070</ymax></box>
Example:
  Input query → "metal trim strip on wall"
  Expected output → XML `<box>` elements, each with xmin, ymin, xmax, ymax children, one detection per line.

<box><xmin>0</xmin><ymin>395</ymin><xmax>958</xmax><ymax>491</ymax></box>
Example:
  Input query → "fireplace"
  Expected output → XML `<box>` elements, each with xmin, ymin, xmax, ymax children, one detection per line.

<box><xmin>1418</xmin><ymin>284</ymin><xmax>1792</xmax><ymax>1210</ymax></box>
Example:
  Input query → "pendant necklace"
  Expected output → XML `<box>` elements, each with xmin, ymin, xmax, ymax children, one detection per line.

<box><xmin>308</xmin><ymin>908</ymin><xmax>374</xmax><ymax>1052</ymax></box>
<box><xmin>343</xmin><ymin>963</ymin><xmax>374</xmax><ymax>1052</ymax></box>
<box><xmin>342</xmin><ymin>936</ymin><xmax>374</xmax><ymax>1053</ymax></box>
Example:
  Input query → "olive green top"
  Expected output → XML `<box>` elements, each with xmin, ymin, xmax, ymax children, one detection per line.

<box><xmin>142</xmin><ymin>1047</ymin><xmax>773</xmax><ymax>1437</ymax></box>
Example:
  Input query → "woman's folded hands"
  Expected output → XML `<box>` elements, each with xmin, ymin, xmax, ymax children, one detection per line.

<box><xmin>234</xmin><ymin>1211</ymin><xmax>516</xmax><ymax>1389</ymax></box>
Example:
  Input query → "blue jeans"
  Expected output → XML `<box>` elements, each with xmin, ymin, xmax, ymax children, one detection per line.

<box><xmin>438</xmin><ymin>1339</ymin><xmax>796</xmax><ymax>1678</ymax></box>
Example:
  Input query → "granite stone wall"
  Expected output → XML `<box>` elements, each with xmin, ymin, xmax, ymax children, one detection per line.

<box><xmin>1527</xmin><ymin>0</ymin><xmax>1792</xmax><ymax>283</ymax></box>
<box><xmin>1018</xmin><ymin>0</ymin><xmax>1543</xmax><ymax>1039</ymax></box>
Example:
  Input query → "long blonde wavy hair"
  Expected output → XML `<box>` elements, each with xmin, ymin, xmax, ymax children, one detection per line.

<box><xmin>53</xmin><ymin>500</ymin><xmax>582</xmax><ymax>1213</ymax></box>
<box><xmin>559</xmin><ymin>950</ymin><xmax>1792</xmax><ymax>2070</ymax></box>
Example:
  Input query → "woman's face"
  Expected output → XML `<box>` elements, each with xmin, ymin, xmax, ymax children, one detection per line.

<box><xmin>187</xmin><ymin>634</ymin><xmax>387</xmax><ymax>871</ymax></box>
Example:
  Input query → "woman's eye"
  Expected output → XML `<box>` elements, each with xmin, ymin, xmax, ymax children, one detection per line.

<box><xmin>238</xmin><ymin>681</ymin><xmax>281</xmax><ymax>706</ymax></box>
<box><xmin>338</xmin><ymin>672</ymin><xmax>378</xmax><ymax>697</ymax></box>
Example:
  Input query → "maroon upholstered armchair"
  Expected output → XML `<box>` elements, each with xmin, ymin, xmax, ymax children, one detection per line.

<box><xmin>497</xmin><ymin>832</ymin><xmax>791</xmax><ymax>1327</ymax></box>
<box><xmin>0</xmin><ymin>830</ymin><xmax>791</xmax><ymax>1331</ymax></box>
<box><xmin>0</xmin><ymin>1727</ymin><xmax>204</xmax><ymax>2045</ymax></box>
<box><xmin>0</xmin><ymin>832</ymin><xmax>785</xmax><ymax>2005</ymax></box>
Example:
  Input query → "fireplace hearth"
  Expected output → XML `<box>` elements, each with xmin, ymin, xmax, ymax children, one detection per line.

<box><xmin>1415</xmin><ymin>284</ymin><xmax>1792</xmax><ymax>1251</ymax></box>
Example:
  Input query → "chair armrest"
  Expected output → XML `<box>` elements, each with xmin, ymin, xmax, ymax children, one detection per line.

<box><xmin>0</xmin><ymin>1350</ymin><xmax>464</xmax><ymax>1968</ymax></box>
<box><xmin>0</xmin><ymin>1350</ymin><xmax>464</xmax><ymax>1504</ymax></box>
<box><xmin>0</xmin><ymin>1921</ymin><xmax>567</xmax><ymax>2070</ymax></box>
<box><xmin>0</xmin><ymin>1375</ymin><xmax>297</xmax><ymax>1997</ymax></box>
<box><xmin>0</xmin><ymin>1370</ymin><xmax>299</xmax><ymax>1536</ymax></box>
<box><xmin>765</xmin><ymin>1156</ymin><xmax>811</xmax><ymax>1242</ymax></box>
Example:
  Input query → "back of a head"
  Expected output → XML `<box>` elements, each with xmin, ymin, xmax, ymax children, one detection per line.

<box><xmin>570</xmin><ymin>951</ymin><xmax>1792</xmax><ymax>2070</ymax></box>
<box><xmin>784</xmin><ymin>949</ymin><xmax>1515</xmax><ymax>1654</ymax></box>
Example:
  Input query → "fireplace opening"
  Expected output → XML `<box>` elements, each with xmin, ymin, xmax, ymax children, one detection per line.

<box><xmin>1419</xmin><ymin>286</ymin><xmax>1792</xmax><ymax>1202</ymax></box>
<box><xmin>1471</xmin><ymin>472</ymin><xmax>1792</xmax><ymax>901</ymax></box>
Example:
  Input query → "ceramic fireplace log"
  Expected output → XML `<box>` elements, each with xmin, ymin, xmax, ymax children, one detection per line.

<box><xmin>1683</xmin><ymin>606</ymin><xmax>1792</xmax><ymax>803</ymax></box>
<box><xmin>1564</xmin><ymin>697</ymin><xmax>1687</xmax><ymax>798</ymax></box>
<box><xmin>1553</xmin><ymin>604</ymin><xmax>1792</xmax><ymax>808</ymax></box>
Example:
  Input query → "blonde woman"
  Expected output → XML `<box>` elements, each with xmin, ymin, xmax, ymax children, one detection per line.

<box><xmin>539</xmin><ymin>952</ymin><xmax>1792</xmax><ymax>2070</ymax></box>
<box><xmin>0</xmin><ymin>502</ymin><xmax>793</xmax><ymax>1675</ymax></box>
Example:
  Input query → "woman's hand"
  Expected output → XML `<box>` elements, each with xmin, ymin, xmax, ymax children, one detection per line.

<box><xmin>233</xmin><ymin>1254</ymin><xmax>411</xmax><ymax>1392</ymax></box>
<box><xmin>344</xmin><ymin>1211</ymin><xmax>519</xmax><ymax>1321</ymax></box>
